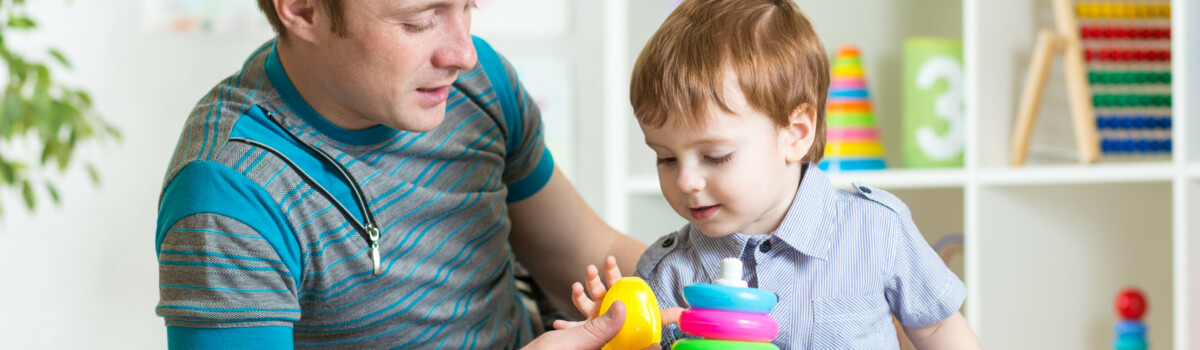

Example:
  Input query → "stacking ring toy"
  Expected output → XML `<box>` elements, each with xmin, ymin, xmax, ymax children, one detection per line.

<box><xmin>678</xmin><ymin>308</ymin><xmax>779</xmax><ymax>342</ymax></box>
<box><xmin>683</xmin><ymin>283</ymin><xmax>777</xmax><ymax>314</ymax></box>
<box><xmin>672</xmin><ymin>339</ymin><xmax>780</xmax><ymax>350</ymax></box>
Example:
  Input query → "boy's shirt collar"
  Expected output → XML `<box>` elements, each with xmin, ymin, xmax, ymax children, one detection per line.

<box><xmin>768</xmin><ymin>163</ymin><xmax>838</xmax><ymax>261</ymax></box>
<box><xmin>688</xmin><ymin>164</ymin><xmax>838</xmax><ymax>282</ymax></box>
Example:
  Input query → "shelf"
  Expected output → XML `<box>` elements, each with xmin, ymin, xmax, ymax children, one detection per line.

<box><xmin>624</xmin><ymin>168</ymin><xmax>967</xmax><ymax>195</ymax></box>
<box><xmin>979</xmin><ymin>162</ymin><xmax>1176</xmax><ymax>186</ymax></box>
<box><xmin>826</xmin><ymin>168</ymin><xmax>967</xmax><ymax>190</ymax></box>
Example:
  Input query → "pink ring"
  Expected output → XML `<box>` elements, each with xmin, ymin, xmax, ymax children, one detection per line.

<box><xmin>825</xmin><ymin>128</ymin><xmax>880</xmax><ymax>141</ymax></box>
<box><xmin>831</xmin><ymin>79</ymin><xmax>867</xmax><ymax>90</ymax></box>
<box><xmin>678</xmin><ymin>308</ymin><xmax>779</xmax><ymax>342</ymax></box>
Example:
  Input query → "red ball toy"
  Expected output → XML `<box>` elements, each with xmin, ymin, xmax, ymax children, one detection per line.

<box><xmin>1115</xmin><ymin>288</ymin><xmax>1147</xmax><ymax>319</ymax></box>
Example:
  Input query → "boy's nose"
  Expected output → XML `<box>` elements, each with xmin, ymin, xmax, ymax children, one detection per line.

<box><xmin>676</xmin><ymin>168</ymin><xmax>705</xmax><ymax>193</ymax></box>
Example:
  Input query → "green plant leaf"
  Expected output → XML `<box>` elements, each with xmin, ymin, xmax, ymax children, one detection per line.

<box><xmin>44</xmin><ymin>182</ymin><xmax>59</xmax><ymax>204</ymax></box>
<box><xmin>47</xmin><ymin>48</ymin><xmax>69</xmax><ymax>69</ymax></box>
<box><xmin>85</xmin><ymin>162</ymin><xmax>100</xmax><ymax>185</ymax></box>
<box><xmin>20</xmin><ymin>180</ymin><xmax>34</xmax><ymax>209</ymax></box>
<box><xmin>74</xmin><ymin>90</ymin><xmax>91</xmax><ymax>106</ymax></box>
<box><xmin>34</xmin><ymin>63</ymin><xmax>49</xmax><ymax>91</ymax></box>
<box><xmin>8</xmin><ymin>16</ymin><xmax>36</xmax><ymax>30</ymax></box>
<box><xmin>40</xmin><ymin>139</ymin><xmax>56</xmax><ymax>166</ymax></box>
<box><xmin>0</xmin><ymin>160</ymin><xmax>9</xmax><ymax>184</ymax></box>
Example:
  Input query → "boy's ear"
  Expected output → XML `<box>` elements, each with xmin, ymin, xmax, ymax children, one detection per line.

<box><xmin>276</xmin><ymin>0</ymin><xmax>321</xmax><ymax>43</ymax></box>
<box><xmin>781</xmin><ymin>104</ymin><xmax>817</xmax><ymax>164</ymax></box>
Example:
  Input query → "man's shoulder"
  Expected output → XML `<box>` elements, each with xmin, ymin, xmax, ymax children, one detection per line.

<box><xmin>166</xmin><ymin>42</ymin><xmax>282</xmax><ymax>182</ymax></box>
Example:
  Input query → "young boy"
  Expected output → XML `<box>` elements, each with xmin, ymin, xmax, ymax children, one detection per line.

<box><xmin>554</xmin><ymin>0</ymin><xmax>982</xmax><ymax>348</ymax></box>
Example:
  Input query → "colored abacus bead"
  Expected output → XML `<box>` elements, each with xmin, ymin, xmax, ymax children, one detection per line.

<box><xmin>1113</xmin><ymin>337</ymin><xmax>1148</xmax><ymax>350</ymax></box>
<box><xmin>1115</xmin><ymin>288</ymin><xmax>1147</xmax><ymax>319</ymax></box>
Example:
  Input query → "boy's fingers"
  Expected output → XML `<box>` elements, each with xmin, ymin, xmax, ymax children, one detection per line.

<box><xmin>552</xmin><ymin>319</ymin><xmax>583</xmax><ymax>330</ymax></box>
<box><xmin>585</xmin><ymin>265</ymin><xmax>608</xmax><ymax>301</ymax></box>
<box><xmin>571</xmin><ymin>282</ymin><xmax>596</xmax><ymax>317</ymax></box>
<box><xmin>604</xmin><ymin>255</ymin><xmax>623</xmax><ymax>286</ymax></box>
<box><xmin>660</xmin><ymin>307</ymin><xmax>685</xmax><ymax>326</ymax></box>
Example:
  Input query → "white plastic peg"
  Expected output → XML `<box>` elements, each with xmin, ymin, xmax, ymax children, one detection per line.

<box><xmin>716</xmin><ymin>257</ymin><xmax>747</xmax><ymax>287</ymax></box>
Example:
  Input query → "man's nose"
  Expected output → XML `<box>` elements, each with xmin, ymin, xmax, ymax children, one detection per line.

<box><xmin>433</xmin><ymin>12</ymin><xmax>477</xmax><ymax>71</ymax></box>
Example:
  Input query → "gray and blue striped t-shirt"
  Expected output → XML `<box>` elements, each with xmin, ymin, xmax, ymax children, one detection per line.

<box><xmin>635</xmin><ymin>165</ymin><xmax>966</xmax><ymax>349</ymax></box>
<box><xmin>155</xmin><ymin>37</ymin><xmax>551</xmax><ymax>349</ymax></box>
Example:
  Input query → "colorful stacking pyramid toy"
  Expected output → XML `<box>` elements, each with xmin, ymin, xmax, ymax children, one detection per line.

<box><xmin>674</xmin><ymin>258</ymin><xmax>780</xmax><ymax>350</ymax></box>
<box><xmin>1113</xmin><ymin>288</ymin><xmax>1149</xmax><ymax>350</ymax></box>
<box><xmin>820</xmin><ymin>46</ymin><xmax>887</xmax><ymax>172</ymax></box>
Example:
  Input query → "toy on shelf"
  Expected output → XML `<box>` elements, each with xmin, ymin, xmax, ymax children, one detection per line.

<box><xmin>820</xmin><ymin>46</ymin><xmax>887</xmax><ymax>172</ymax></box>
<box><xmin>902</xmin><ymin>37</ymin><xmax>965</xmax><ymax>169</ymax></box>
<box><xmin>1113</xmin><ymin>287</ymin><xmax>1149</xmax><ymax>350</ymax></box>
<box><xmin>598</xmin><ymin>277</ymin><xmax>662</xmax><ymax>350</ymax></box>
<box><xmin>1010</xmin><ymin>0</ymin><xmax>1172</xmax><ymax>165</ymax></box>
<box><xmin>674</xmin><ymin>258</ymin><xmax>781</xmax><ymax>350</ymax></box>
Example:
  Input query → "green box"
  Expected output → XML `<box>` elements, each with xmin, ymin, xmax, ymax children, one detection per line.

<box><xmin>902</xmin><ymin>37</ymin><xmax>964</xmax><ymax>168</ymax></box>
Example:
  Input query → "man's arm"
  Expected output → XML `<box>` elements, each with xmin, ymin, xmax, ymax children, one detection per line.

<box><xmin>508</xmin><ymin>167</ymin><xmax>648</xmax><ymax>317</ymax></box>
<box><xmin>903</xmin><ymin>311</ymin><xmax>982</xmax><ymax>350</ymax></box>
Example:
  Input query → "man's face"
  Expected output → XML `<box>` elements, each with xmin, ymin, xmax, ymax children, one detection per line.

<box><xmin>313</xmin><ymin>0</ymin><xmax>478</xmax><ymax>132</ymax></box>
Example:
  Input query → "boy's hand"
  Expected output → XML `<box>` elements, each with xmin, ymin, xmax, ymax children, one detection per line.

<box><xmin>551</xmin><ymin>256</ymin><xmax>685</xmax><ymax>330</ymax></box>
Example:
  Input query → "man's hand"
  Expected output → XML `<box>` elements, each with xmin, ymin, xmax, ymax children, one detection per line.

<box><xmin>522</xmin><ymin>301</ymin><xmax>627</xmax><ymax>350</ymax></box>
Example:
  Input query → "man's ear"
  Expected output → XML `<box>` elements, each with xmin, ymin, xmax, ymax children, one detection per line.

<box><xmin>275</xmin><ymin>0</ymin><xmax>321</xmax><ymax>43</ymax></box>
<box><xmin>781</xmin><ymin>104</ymin><xmax>817</xmax><ymax>164</ymax></box>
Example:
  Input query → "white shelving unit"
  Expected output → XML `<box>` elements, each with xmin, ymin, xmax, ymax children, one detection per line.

<box><xmin>593</xmin><ymin>0</ymin><xmax>1196</xmax><ymax>349</ymax></box>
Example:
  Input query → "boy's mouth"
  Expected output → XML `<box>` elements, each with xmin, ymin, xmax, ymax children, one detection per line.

<box><xmin>689</xmin><ymin>204</ymin><xmax>721</xmax><ymax>220</ymax></box>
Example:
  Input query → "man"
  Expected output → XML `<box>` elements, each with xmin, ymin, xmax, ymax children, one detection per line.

<box><xmin>155</xmin><ymin>0</ymin><xmax>645</xmax><ymax>348</ymax></box>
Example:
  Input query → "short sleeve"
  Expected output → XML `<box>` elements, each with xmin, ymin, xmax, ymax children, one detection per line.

<box><xmin>884</xmin><ymin>212</ymin><xmax>966</xmax><ymax>329</ymax></box>
<box><xmin>156</xmin><ymin>161</ymin><xmax>302</xmax><ymax>347</ymax></box>
<box><xmin>472</xmin><ymin>36</ymin><xmax>554</xmax><ymax>203</ymax></box>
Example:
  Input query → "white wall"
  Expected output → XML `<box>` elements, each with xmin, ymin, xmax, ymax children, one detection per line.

<box><xmin>0</xmin><ymin>0</ymin><xmax>273</xmax><ymax>348</ymax></box>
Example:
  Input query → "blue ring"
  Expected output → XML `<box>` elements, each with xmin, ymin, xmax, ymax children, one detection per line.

<box><xmin>683</xmin><ymin>283</ymin><xmax>777</xmax><ymax>314</ymax></box>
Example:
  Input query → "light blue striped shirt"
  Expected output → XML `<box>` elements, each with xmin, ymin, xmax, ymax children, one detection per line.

<box><xmin>635</xmin><ymin>165</ymin><xmax>966</xmax><ymax>349</ymax></box>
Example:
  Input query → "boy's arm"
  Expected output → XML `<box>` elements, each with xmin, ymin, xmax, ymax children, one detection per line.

<box><xmin>508</xmin><ymin>168</ymin><xmax>648</xmax><ymax>317</ymax></box>
<box><xmin>903</xmin><ymin>311</ymin><xmax>982</xmax><ymax>350</ymax></box>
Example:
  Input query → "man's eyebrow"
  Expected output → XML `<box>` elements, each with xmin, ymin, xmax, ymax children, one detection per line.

<box><xmin>391</xmin><ymin>0</ymin><xmax>457</xmax><ymax>16</ymax></box>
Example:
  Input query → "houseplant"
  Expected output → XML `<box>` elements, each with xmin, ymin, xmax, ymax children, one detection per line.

<box><xmin>0</xmin><ymin>0</ymin><xmax>119</xmax><ymax>216</ymax></box>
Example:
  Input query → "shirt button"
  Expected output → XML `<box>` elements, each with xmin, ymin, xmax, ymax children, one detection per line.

<box><xmin>859</xmin><ymin>186</ymin><xmax>872</xmax><ymax>194</ymax></box>
<box><xmin>759</xmin><ymin>239</ymin><xmax>772</xmax><ymax>253</ymax></box>
<box><xmin>662</xmin><ymin>237</ymin><xmax>675</xmax><ymax>248</ymax></box>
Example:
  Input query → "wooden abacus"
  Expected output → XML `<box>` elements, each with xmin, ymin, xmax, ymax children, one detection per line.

<box><xmin>1009</xmin><ymin>0</ymin><xmax>1171</xmax><ymax>166</ymax></box>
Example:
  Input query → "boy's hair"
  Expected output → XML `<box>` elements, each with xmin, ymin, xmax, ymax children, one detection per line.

<box><xmin>257</xmin><ymin>0</ymin><xmax>348</xmax><ymax>39</ymax></box>
<box><xmin>631</xmin><ymin>0</ymin><xmax>830</xmax><ymax>164</ymax></box>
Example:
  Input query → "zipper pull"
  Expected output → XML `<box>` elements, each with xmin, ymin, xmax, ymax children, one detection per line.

<box><xmin>366</xmin><ymin>224</ymin><xmax>382</xmax><ymax>275</ymax></box>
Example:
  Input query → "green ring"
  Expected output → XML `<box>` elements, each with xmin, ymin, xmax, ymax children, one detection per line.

<box><xmin>673</xmin><ymin>339</ymin><xmax>781</xmax><ymax>350</ymax></box>
<box><xmin>826</xmin><ymin>113</ymin><xmax>876</xmax><ymax>127</ymax></box>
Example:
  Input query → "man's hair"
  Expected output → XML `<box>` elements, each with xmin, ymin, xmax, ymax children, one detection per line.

<box><xmin>631</xmin><ymin>0</ymin><xmax>830</xmax><ymax>164</ymax></box>
<box><xmin>257</xmin><ymin>0</ymin><xmax>348</xmax><ymax>39</ymax></box>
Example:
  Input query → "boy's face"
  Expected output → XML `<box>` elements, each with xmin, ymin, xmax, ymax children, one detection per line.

<box><xmin>641</xmin><ymin>76</ymin><xmax>813</xmax><ymax>237</ymax></box>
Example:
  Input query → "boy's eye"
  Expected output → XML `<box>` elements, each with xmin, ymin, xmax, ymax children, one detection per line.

<box><xmin>656</xmin><ymin>157</ymin><xmax>677</xmax><ymax>165</ymax></box>
<box><xmin>705</xmin><ymin>153</ymin><xmax>733</xmax><ymax>164</ymax></box>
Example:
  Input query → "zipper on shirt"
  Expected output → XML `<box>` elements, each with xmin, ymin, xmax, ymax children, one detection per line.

<box><xmin>227</xmin><ymin>106</ymin><xmax>384</xmax><ymax>275</ymax></box>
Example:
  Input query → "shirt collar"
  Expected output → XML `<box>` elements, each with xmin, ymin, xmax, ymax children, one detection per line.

<box><xmin>264</xmin><ymin>43</ymin><xmax>399</xmax><ymax>146</ymax></box>
<box><xmin>770</xmin><ymin>163</ymin><xmax>837</xmax><ymax>260</ymax></box>
<box><xmin>687</xmin><ymin>164</ymin><xmax>838</xmax><ymax>282</ymax></box>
